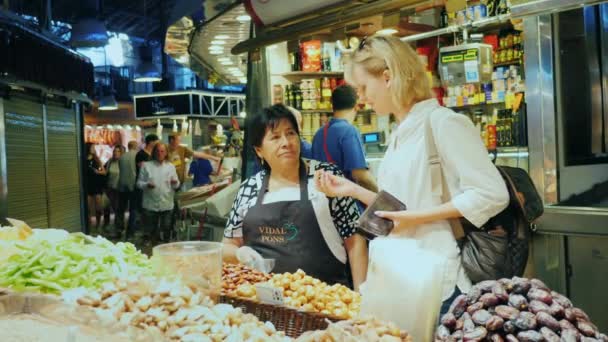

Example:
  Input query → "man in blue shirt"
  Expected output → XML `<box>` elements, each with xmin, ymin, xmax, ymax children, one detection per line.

<box><xmin>287</xmin><ymin>106</ymin><xmax>313</xmax><ymax>159</ymax></box>
<box><xmin>312</xmin><ymin>85</ymin><xmax>377</xmax><ymax>192</ymax></box>
<box><xmin>188</xmin><ymin>147</ymin><xmax>214</xmax><ymax>187</ymax></box>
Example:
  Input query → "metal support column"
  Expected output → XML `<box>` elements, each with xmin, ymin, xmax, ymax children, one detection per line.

<box><xmin>0</xmin><ymin>98</ymin><xmax>7</xmax><ymax>222</ymax></box>
<box><xmin>524</xmin><ymin>14</ymin><xmax>558</xmax><ymax>204</ymax></box>
<box><xmin>242</xmin><ymin>22</ymin><xmax>270</xmax><ymax>180</ymax></box>
<box><xmin>41</xmin><ymin>98</ymin><xmax>52</xmax><ymax>225</ymax></box>
<box><xmin>75</xmin><ymin>103</ymin><xmax>87</xmax><ymax>233</ymax></box>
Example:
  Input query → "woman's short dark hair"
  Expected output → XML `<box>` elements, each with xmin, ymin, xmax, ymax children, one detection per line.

<box><xmin>331</xmin><ymin>85</ymin><xmax>358</xmax><ymax>111</ymax></box>
<box><xmin>249</xmin><ymin>104</ymin><xmax>300</xmax><ymax>148</ymax></box>
<box><xmin>249</xmin><ymin>104</ymin><xmax>300</xmax><ymax>171</ymax></box>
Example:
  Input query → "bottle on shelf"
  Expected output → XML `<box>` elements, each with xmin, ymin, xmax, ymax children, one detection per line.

<box><xmin>285</xmin><ymin>85</ymin><xmax>292</xmax><ymax>107</ymax></box>
<box><xmin>294</xmin><ymin>84</ymin><xmax>303</xmax><ymax>110</ymax></box>
<box><xmin>321</xmin><ymin>77</ymin><xmax>332</xmax><ymax>110</ymax></box>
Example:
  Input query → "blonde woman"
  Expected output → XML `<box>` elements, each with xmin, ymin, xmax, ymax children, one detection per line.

<box><xmin>315</xmin><ymin>35</ymin><xmax>509</xmax><ymax>315</ymax></box>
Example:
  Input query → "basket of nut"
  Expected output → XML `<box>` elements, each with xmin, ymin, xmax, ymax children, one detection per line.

<box><xmin>220</xmin><ymin>268</ymin><xmax>361</xmax><ymax>338</ymax></box>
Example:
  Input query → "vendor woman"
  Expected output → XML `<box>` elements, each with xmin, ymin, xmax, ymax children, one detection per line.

<box><xmin>222</xmin><ymin>104</ymin><xmax>368</xmax><ymax>290</ymax></box>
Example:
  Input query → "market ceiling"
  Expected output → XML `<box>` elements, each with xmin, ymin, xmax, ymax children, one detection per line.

<box><xmin>7</xmin><ymin>0</ymin><xmax>179</xmax><ymax>40</ymax></box>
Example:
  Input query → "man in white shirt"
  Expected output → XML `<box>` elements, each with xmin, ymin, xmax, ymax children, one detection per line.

<box><xmin>137</xmin><ymin>143</ymin><xmax>180</xmax><ymax>244</ymax></box>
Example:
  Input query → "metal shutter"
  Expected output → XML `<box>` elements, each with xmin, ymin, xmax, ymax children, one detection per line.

<box><xmin>46</xmin><ymin>101</ymin><xmax>81</xmax><ymax>231</ymax></box>
<box><xmin>4</xmin><ymin>94</ymin><xmax>49</xmax><ymax>228</ymax></box>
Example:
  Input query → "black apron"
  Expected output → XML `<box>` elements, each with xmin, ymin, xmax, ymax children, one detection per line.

<box><xmin>242</xmin><ymin>163</ymin><xmax>349</xmax><ymax>286</ymax></box>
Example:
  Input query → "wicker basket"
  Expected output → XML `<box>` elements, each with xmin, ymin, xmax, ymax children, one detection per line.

<box><xmin>220</xmin><ymin>295</ymin><xmax>340</xmax><ymax>338</ymax></box>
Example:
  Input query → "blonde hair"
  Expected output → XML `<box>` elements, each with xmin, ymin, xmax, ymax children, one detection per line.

<box><xmin>345</xmin><ymin>35</ymin><xmax>433</xmax><ymax>111</ymax></box>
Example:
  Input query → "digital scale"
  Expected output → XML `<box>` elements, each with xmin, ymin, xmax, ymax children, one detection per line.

<box><xmin>362</xmin><ymin>132</ymin><xmax>386</xmax><ymax>154</ymax></box>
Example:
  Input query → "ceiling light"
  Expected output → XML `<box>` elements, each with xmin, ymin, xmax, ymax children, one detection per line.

<box><xmin>99</xmin><ymin>95</ymin><xmax>118</xmax><ymax>111</ymax></box>
<box><xmin>228</xmin><ymin>67</ymin><xmax>240</xmax><ymax>71</ymax></box>
<box><xmin>217</xmin><ymin>57</ymin><xmax>231</xmax><ymax>61</ymax></box>
<box><xmin>134</xmin><ymin>45</ymin><xmax>162</xmax><ymax>82</ymax></box>
<box><xmin>215</xmin><ymin>35</ymin><xmax>229</xmax><ymax>39</ymax></box>
<box><xmin>210</xmin><ymin>50</ymin><xmax>223</xmax><ymax>55</ymax></box>
<box><xmin>236</xmin><ymin>15</ymin><xmax>251</xmax><ymax>22</ymax></box>
<box><xmin>238</xmin><ymin>78</ymin><xmax>247</xmax><ymax>84</ymax></box>
<box><xmin>220</xmin><ymin>61</ymin><xmax>233</xmax><ymax>65</ymax></box>
<box><xmin>209</xmin><ymin>45</ymin><xmax>223</xmax><ymax>51</ymax></box>
<box><xmin>211</xmin><ymin>40</ymin><xmax>226</xmax><ymax>45</ymax></box>
<box><xmin>376</xmin><ymin>28</ymin><xmax>398</xmax><ymax>35</ymax></box>
<box><xmin>239</xmin><ymin>111</ymin><xmax>247</xmax><ymax>117</ymax></box>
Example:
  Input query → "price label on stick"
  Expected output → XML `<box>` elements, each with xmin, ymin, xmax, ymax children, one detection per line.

<box><xmin>255</xmin><ymin>283</ymin><xmax>284</xmax><ymax>305</ymax></box>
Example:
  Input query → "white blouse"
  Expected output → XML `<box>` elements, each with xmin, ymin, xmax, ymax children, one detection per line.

<box><xmin>378</xmin><ymin>98</ymin><xmax>509</xmax><ymax>299</ymax></box>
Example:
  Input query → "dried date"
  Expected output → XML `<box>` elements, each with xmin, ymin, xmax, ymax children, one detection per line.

<box><xmin>496</xmin><ymin>305</ymin><xmax>520</xmax><ymax>320</ymax></box>
<box><xmin>456</xmin><ymin>317</ymin><xmax>464</xmax><ymax>331</ymax></box>
<box><xmin>490</xmin><ymin>334</ymin><xmax>505</xmax><ymax>342</ymax></box>
<box><xmin>452</xmin><ymin>330</ymin><xmax>464</xmax><ymax>340</ymax></box>
<box><xmin>493</xmin><ymin>283</ymin><xmax>509</xmax><ymax>302</ymax></box>
<box><xmin>463</xmin><ymin>327</ymin><xmax>488</xmax><ymax>341</ymax></box>
<box><xmin>551</xmin><ymin>291</ymin><xmax>573</xmax><ymax>308</ymax></box>
<box><xmin>565</xmin><ymin>307</ymin><xmax>590</xmax><ymax>323</ymax></box>
<box><xmin>527</xmin><ymin>288</ymin><xmax>553</xmax><ymax>305</ymax></box>
<box><xmin>449</xmin><ymin>294</ymin><xmax>469</xmax><ymax>317</ymax></box>
<box><xmin>560</xmin><ymin>329</ymin><xmax>580</xmax><ymax>342</ymax></box>
<box><xmin>508</xmin><ymin>294</ymin><xmax>529</xmax><ymax>310</ymax></box>
<box><xmin>549</xmin><ymin>302</ymin><xmax>564</xmax><ymax>318</ymax></box>
<box><xmin>514</xmin><ymin>312</ymin><xmax>537</xmax><ymax>331</ymax></box>
<box><xmin>485</xmin><ymin>315</ymin><xmax>505</xmax><ymax>331</ymax></box>
<box><xmin>467</xmin><ymin>302</ymin><xmax>484</xmax><ymax>315</ymax></box>
<box><xmin>511</xmin><ymin>277</ymin><xmax>532</xmax><ymax>294</ymax></box>
<box><xmin>577</xmin><ymin>320</ymin><xmax>599</xmax><ymax>337</ymax></box>
<box><xmin>540</xmin><ymin>327</ymin><xmax>560</xmax><ymax>342</ymax></box>
<box><xmin>472</xmin><ymin>309</ymin><xmax>492</xmax><ymax>325</ymax></box>
<box><xmin>530</xmin><ymin>278</ymin><xmax>550</xmax><ymax>291</ymax></box>
<box><xmin>528</xmin><ymin>300</ymin><xmax>550</xmax><ymax>314</ymax></box>
<box><xmin>499</xmin><ymin>278</ymin><xmax>513</xmax><ymax>290</ymax></box>
<box><xmin>436</xmin><ymin>325</ymin><xmax>451</xmax><ymax>340</ymax></box>
<box><xmin>467</xmin><ymin>287</ymin><xmax>483</xmax><ymax>304</ymax></box>
<box><xmin>536</xmin><ymin>311</ymin><xmax>561</xmax><ymax>332</ymax></box>
<box><xmin>517</xmin><ymin>330</ymin><xmax>544</xmax><ymax>342</ymax></box>
<box><xmin>463</xmin><ymin>312</ymin><xmax>475</xmax><ymax>333</ymax></box>
<box><xmin>441</xmin><ymin>313</ymin><xmax>457</xmax><ymax>330</ymax></box>
<box><xmin>476</xmin><ymin>280</ymin><xmax>499</xmax><ymax>293</ymax></box>
<box><xmin>480</xmin><ymin>293</ymin><xmax>501</xmax><ymax>308</ymax></box>
<box><xmin>503</xmin><ymin>320</ymin><xmax>516</xmax><ymax>334</ymax></box>
<box><xmin>560</xmin><ymin>319</ymin><xmax>577</xmax><ymax>331</ymax></box>
<box><xmin>505</xmin><ymin>334</ymin><xmax>519</xmax><ymax>342</ymax></box>
<box><xmin>581</xmin><ymin>337</ymin><xmax>600</xmax><ymax>342</ymax></box>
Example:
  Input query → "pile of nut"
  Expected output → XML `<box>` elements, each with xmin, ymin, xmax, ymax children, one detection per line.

<box><xmin>435</xmin><ymin>277</ymin><xmax>608</xmax><ymax>342</ymax></box>
<box><xmin>297</xmin><ymin>317</ymin><xmax>412</xmax><ymax>342</ymax></box>
<box><xmin>222</xmin><ymin>263</ymin><xmax>272</xmax><ymax>297</ymax></box>
<box><xmin>64</xmin><ymin>276</ymin><xmax>291</xmax><ymax>342</ymax></box>
<box><xmin>263</xmin><ymin>269</ymin><xmax>361</xmax><ymax>319</ymax></box>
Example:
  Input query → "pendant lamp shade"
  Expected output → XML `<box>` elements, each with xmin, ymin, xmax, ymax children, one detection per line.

<box><xmin>134</xmin><ymin>45</ymin><xmax>162</xmax><ymax>82</ymax></box>
<box><xmin>99</xmin><ymin>94</ymin><xmax>118</xmax><ymax>110</ymax></box>
<box><xmin>70</xmin><ymin>18</ymin><xmax>109</xmax><ymax>48</ymax></box>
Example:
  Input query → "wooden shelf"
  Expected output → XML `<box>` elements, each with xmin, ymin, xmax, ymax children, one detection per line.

<box><xmin>300</xmin><ymin>109</ymin><xmax>333</xmax><ymax>113</ymax></box>
<box><xmin>448</xmin><ymin>101</ymin><xmax>505</xmax><ymax>110</ymax></box>
<box><xmin>494</xmin><ymin>60</ymin><xmax>521</xmax><ymax>67</ymax></box>
<box><xmin>280</xmin><ymin>71</ymin><xmax>343</xmax><ymax>82</ymax></box>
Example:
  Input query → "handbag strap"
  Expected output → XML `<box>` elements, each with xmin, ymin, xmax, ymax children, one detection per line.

<box><xmin>424</xmin><ymin>109</ymin><xmax>466</xmax><ymax>240</ymax></box>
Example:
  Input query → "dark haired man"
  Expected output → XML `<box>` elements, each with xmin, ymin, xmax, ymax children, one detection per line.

<box><xmin>312</xmin><ymin>85</ymin><xmax>377</xmax><ymax>193</ymax></box>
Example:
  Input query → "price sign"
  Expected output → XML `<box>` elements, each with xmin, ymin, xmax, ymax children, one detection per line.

<box><xmin>255</xmin><ymin>284</ymin><xmax>284</xmax><ymax>305</ymax></box>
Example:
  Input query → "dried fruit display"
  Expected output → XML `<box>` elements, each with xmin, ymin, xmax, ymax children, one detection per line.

<box><xmin>297</xmin><ymin>317</ymin><xmax>412</xmax><ymax>342</ymax></box>
<box><xmin>435</xmin><ymin>277</ymin><xmax>608</xmax><ymax>342</ymax></box>
<box><xmin>222</xmin><ymin>263</ymin><xmax>272</xmax><ymax>297</ymax></box>
<box><xmin>263</xmin><ymin>269</ymin><xmax>361</xmax><ymax>319</ymax></box>
<box><xmin>64</xmin><ymin>276</ymin><xmax>291</xmax><ymax>341</ymax></box>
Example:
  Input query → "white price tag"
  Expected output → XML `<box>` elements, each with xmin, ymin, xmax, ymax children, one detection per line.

<box><xmin>464</xmin><ymin>60</ymin><xmax>480</xmax><ymax>83</ymax></box>
<box><xmin>255</xmin><ymin>283</ymin><xmax>284</xmax><ymax>305</ymax></box>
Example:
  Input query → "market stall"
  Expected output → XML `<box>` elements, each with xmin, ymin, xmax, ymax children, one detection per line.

<box><xmin>1</xmin><ymin>219</ymin><xmax>607</xmax><ymax>341</ymax></box>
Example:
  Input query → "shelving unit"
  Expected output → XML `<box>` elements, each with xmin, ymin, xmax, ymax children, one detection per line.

<box><xmin>448</xmin><ymin>101</ymin><xmax>505</xmax><ymax>110</ymax></box>
<box><xmin>494</xmin><ymin>60</ymin><xmax>521</xmax><ymax>67</ymax></box>
<box><xmin>280</xmin><ymin>71</ymin><xmax>343</xmax><ymax>82</ymax></box>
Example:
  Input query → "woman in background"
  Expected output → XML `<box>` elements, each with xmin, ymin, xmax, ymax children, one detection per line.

<box><xmin>103</xmin><ymin>145</ymin><xmax>122</xmax><ymax>238</ymax></box>
<box><xmin>84</xmin><ymin>142</ymin><xmax>106</xmax><ymax>232</ymax></box>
